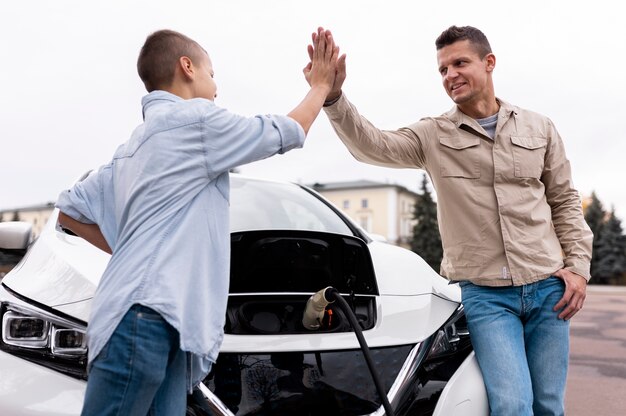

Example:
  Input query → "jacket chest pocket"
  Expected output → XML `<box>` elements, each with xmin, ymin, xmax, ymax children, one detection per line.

<box><xmin>439</xmin><ymin>136</ymin><xmax>481</xmax><ymax>178</ymax></box>
<box><xmin>510</xmin><ymin>136</ymin><xmax>547</xmax><ymax>178</ymax></box>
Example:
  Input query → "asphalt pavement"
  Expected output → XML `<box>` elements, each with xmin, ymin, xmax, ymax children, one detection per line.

<box><xmin>565</xmin><ymin>285</ymin><xmax>626</xmax><ymax>415</ymax></box>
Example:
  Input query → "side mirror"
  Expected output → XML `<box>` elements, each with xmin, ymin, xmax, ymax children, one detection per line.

<box><xmin>0</xmin><ymin>221</ymin><xmax>33</xmax><ymax>250</ymax></box>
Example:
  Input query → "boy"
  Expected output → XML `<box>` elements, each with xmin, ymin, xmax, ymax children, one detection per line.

<box><xmin>57</xmin><ymin>28</ymin><xmax>339</xmax><ymax>415</ymax></box>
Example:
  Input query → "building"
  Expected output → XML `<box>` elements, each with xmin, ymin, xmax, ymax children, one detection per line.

<box><xmin>0</xmin><ymin>202</ymin><xmax>56</xmax><ymax>238</ymax></box>
<box><xmin>310</xmin><ymin>180</ymin><xmax>418</xmax><ymax>248</ymax></box>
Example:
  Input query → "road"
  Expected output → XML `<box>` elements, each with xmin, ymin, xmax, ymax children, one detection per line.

<box><xmin>565</xmin><ymin>285</ymin><xmax>626</xmax><ymax>415</ymax></box>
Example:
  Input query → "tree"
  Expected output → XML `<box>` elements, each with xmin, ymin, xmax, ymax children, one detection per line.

<box><xmin>585</xmin><ymin>192</ymin><xmax>605</xmax><ymax>237</ymax></box>
<box><xmin>410</xmin><ymin>174</ymin><xmax>443</xmax><ymax>273</ymax></box>
<box><xmin>11</xmin><ymin>211</ymin><xmax>20</xmax><ymax>221</ymax></box>
<box><xmin>593</xmin><ymin>209</ymin><xmax>626</xmax><ymax>285</ymax></box>
<box><xmin>584</xmin><ymin>192</ymin><xmax>607</xmax><ymax>279</ymax></box>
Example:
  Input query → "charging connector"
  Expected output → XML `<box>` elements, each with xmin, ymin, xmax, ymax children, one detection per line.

<box><xmin>302</xmin><ymin>286</ymin><xmax>334</xmax><ymax>330</ymax></box>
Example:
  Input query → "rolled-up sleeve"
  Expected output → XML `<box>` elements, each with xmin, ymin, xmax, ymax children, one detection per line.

<box><xmin>55</xmin><ymin>165</ymin><xmax>110</xmax><ymax>225</ymax></box>
<box><xmin>202</xmin><ymin>108</ymin><xmax>305</xmax><ymax>179</ymax></box>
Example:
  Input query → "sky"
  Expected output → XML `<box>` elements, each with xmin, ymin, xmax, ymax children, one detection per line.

<box><xmin>1</xmin><ymin>0</ymin><xmax>624</xmax><ymax>219</ymax></box>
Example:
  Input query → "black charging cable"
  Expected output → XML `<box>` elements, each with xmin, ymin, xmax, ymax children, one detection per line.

<box><xmin>324</xmin><ymin>287</ymin><xmax>395</xmax><ymax>416</ymax></box>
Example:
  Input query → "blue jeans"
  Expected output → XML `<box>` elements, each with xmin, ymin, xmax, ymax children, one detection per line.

<box><xmin>460</xmin><ymin>277</ymin><xmax>569</xmax><ymax>416</ymax></box>
<box><xmin>81</xmin><ymin>304</ymin><xmax>187</xmax><ymax>416</ymax></box>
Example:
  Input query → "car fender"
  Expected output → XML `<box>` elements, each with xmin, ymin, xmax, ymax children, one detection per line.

<box><xmin>432</xmin><ymin>351</ymin><xmax>489</xmax><ymax>416</ymax></box>
<box><xmin>0</xmin><ymin>351</ymin><xmax>85</xmax><ymax>415</ymax></box>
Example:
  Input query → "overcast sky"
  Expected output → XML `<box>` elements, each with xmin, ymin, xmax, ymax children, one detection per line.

<box><xmin>1</xmin><ymin>0</ymin><xmax>624</xmax><ymax>220</ymax></box>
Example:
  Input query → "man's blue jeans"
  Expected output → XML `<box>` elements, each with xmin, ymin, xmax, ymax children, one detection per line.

<box><xmin>81</xmin><ymin>304</ymin><xmax>187</xmax><ymax>416</ymax></box>
<box><xmin>460</xmin><ymin>277</ymin><xmax>569</xmax><ymax>416</ymax></box>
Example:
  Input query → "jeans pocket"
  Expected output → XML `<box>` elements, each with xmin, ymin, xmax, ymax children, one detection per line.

<box><xmin>134</xmin><ymin>304</ymin><xmax>164</xmax><ymax>322</ymax></box>
<box><xmin>94</xmin><ymin>338</ymin><xmax>111</xmax><ymax>362</ymax></box>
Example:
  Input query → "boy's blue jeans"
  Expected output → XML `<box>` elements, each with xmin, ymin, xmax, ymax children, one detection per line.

<box><xmin>81</xmin><ymin>304</ymin><xmax>187</xmax><ymax>416</ymax></box>
<box><xmin>460</xmin><ymin>277</ymin><xmax>569</xmax><ymax>416</ymax></box>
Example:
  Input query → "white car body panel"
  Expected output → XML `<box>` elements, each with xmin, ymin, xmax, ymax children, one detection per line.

<box><xmin>0</xmin><ymin>350</ymin><xmax>85</xmax><ymax>416</ymax></box>
<box><xmin>220</xmin><ymin>294</ymin><xmax>458</xmax><ymax>353</ymax></box>
<box><xmin>3</xmin><ymin>215</ymin><xmax>106</xmax><ymax>322</ymax></box>
<box><xmin>433</xmin><ymin>351</ymin><xmax>489</xmax><ymax>416</ymax></box>
<box><xmin>367</xmin><ymin>239</ymin><xmax>461</xmax><ymax>302</ymax></box>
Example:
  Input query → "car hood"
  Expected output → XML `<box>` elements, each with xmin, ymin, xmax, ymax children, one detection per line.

<box><xmin>3</xmin><ymin>212</ymin><xmax>459</xmax><ymax>325</ymax></box>
<box><xmin>2</xmin><ymin>212</ymin><xmax>108</xmax><ymax>321</ymax></box>
<box><xmin>367</xmin><ymin>239</ymin><xmax>460</xmax><ymax>301</ymax></box>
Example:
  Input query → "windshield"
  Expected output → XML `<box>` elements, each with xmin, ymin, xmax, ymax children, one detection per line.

<box><xmin>230</xmin><ymin>177</ymin><xmax>353</xmax><ymax>235</ymax></box>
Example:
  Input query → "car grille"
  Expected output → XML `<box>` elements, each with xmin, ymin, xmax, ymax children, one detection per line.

<box><xmin>204</xmin><ymin>345</ymin><xmax>414</xmax><ymax>415</ymax></box>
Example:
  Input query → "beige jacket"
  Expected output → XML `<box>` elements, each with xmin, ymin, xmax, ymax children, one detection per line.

<box><xmin>324</xmin><ymin>94</ymin><xmax>593</xmax><ymax>286</ymax></box>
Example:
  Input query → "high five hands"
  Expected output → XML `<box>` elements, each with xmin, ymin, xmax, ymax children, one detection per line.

<box><xmin>304</xmin><ymin>27</ymin><xmax>347</xmax><ymax>102</ymax></box>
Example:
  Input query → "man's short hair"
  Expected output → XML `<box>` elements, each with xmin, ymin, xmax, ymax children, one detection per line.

<box><xmin>137</xmin><ymin>29</ymin><xmax>204</xmax><ymax>92</ymax></box>
<box><xmin>435</xmin><ymin>26</ymin><xmax>492</xmax><ymax>58</ymax></box>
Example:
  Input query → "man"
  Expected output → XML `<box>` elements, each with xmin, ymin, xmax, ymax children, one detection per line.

<box><xmin>56</xmin><ymin>28</ymin><xmax>339</xmax><ymax>415</ymax></box>
<box><xmin>311</xmin><ymin>25</ymin><xmax>592</xmax><ymax>415</ymax></box>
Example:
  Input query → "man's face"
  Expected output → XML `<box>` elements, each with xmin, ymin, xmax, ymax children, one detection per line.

<box><xmin>436</xmin><ymin>39</ymin><xmax>494</xmax><ymax>106</ymax></box>
<box><xmin>195</xmin><ymin>52</ymin><xmax>217</xmax><ymax>101</ymax></box>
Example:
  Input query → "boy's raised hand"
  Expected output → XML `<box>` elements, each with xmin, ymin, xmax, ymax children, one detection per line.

<box><xmin>288</xmin><ymin>27</ymin><xmax>342</xmax><ymax>135</ymax></box>
<box><xmin>304</xmin><ymin>27</ymin><xmax>346</xmax><ymax>102</ymax></box>
<box><xmin>304</xmin><ymin>27</ymin><xmax>340</xmax><ymax>94</ymax></box>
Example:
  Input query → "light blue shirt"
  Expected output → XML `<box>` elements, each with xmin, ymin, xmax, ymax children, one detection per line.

<box><xmin>56</xmin><ymin>90</ymin><xmax>305</xmax><ymax>389</ymax></box>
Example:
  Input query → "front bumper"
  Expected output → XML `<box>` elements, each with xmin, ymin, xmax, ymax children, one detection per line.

<box><xmin>0</xmin><ymin>350</ymin><xmax>85</xmax><ymax>416</ymax></box>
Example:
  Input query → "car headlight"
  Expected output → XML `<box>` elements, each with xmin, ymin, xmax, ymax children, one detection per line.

<box><xmin>386</xmin><ymin>304</ymin><xmax>472</xmax><ymax>415</ymax></box>
<box><xmin>1</xmin><ymin>301</ymin><xmax>88</xmax><ymax>379</ymax></box>
<box><xmin>425</xmin><ymin>304</ymin><xmax>471</xmax><ymax>362</ymax></box>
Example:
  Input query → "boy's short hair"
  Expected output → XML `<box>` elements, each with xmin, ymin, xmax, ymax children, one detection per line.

<box><xmin>137</xmin><ymin>29</ymin><xmax>205</xmax><ymax>92</ymax></box>
<box><xmin>435</xmin><ymin>25</ymin><xmax>492</xmax><ymax>58</ymax></box>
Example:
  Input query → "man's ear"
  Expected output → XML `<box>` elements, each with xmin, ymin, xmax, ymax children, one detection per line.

<box><xmin>178</xmin><ymin>56</ymin><xmax>195</xmax><ymax>80</ymax></box>
<box><xmin>485</xmin><ymin>53</ymin><xmax>496</xmax><ymax>73</ymax></box>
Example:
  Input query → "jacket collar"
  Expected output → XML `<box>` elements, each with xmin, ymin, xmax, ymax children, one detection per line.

<box><xmin>442</xmin><ymin>98</ymin><xmax>518</xmax><ymax>138</ymax></box>
<box><xmin>141</xmin><ymin>90</ymin><xmax>184</xmax><ymax>120</ymax></box>
<box><xmin>444</xmin><ymin>98</ymin><xmax>518</xmax><ymax>127</ymax></box>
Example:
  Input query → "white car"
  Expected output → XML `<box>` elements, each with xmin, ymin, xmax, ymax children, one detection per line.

<box><xmin>0</xmin><ymin>175</ymin><xmax>487</xmax><ymax>416</ymax></box>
